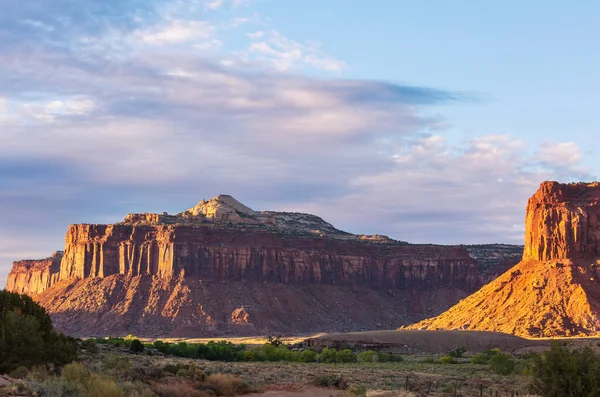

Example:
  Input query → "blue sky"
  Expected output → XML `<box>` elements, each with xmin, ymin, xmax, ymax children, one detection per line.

<box><xmin>1</xmin><ymin>0</ymin><xmax>598</xmax><ymax>285</ymax></box>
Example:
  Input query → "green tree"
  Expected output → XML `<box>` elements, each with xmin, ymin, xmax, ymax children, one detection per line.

<box><xmin>0</xmin><ymin>290</ymin><xmax>76</xmax><ymax>372</ymax></box>
<box><xmin>529</xmin><ymin>343</ymin><xmax>600</xmax><ymax>397</ymax></box>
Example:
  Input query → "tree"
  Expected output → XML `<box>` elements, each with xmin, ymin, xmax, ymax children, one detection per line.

<box><xmin>129</xmin><ymin>339</ymin><xmax>144</xmax><ymax>353</ymax></box>
<box><xmin>0</xmin><ymin>290</ymin><xmax>77</xmax><ymax>372</ymax></box>
<box><xmin>529</xmin><ymin>343</ymin><xmax>600</xmax><ymax>397</ymax></box>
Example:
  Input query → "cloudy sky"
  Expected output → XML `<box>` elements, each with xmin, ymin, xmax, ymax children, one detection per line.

<box><xmin>1</xmin><ymin>0</ymin><xmax>598</xmax><ymax>285</ymax></box>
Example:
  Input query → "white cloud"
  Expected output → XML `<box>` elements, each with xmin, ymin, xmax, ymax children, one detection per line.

<box><xmin>247</xmin><ymin>30</ymin><xmax>264</xmax><ymax>39</ymax></box>
<box><xmin>247</xmin><ymin>30</ymin><xmax>346</xmax><ymax>72</ymax></box>
<box><xmin>232</xmin><ymin>0</ymin><xmax>249</xmax><ymax>8</ymax></box>
<box><xmin>136</xmin><ymin>20</ymin><xmax>215</xmax><ymax>45</ymax></box>
<box><xmin>538</xmin><ymin>141</ymin><xmax>582</xmax><ymax>167</ymax></box>
<box><xmin>205</xmin><ymin>0</ymin><xmax>223</xmax><ymax>11</ymax></box>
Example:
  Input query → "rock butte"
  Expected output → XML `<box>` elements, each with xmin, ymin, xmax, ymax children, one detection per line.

<box><xmin>6</xmin><ymin>195</ymin><xmax>521</xmax><ymax>337</ymax></box>
<box><xmin>408</xmin><ymin>181</ymin><xmax>600</xmax><ymax>337</ymax></box>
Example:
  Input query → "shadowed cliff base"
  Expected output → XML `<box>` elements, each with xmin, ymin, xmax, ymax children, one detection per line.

<box><xmin>36</xmin><ymin>276</ymin><xmax>471</xmax><ymax>338</ymax></box>
<box><xmin>408</xmin><ymin>181</ymin><xmax>600</xmax><ymax>337</ymax></box>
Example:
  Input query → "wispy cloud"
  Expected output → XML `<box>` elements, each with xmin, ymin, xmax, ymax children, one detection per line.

<box><xmin>247</xmin><ymin>30</ymin><xmax>346</xmax><ymax>72</ymax></box>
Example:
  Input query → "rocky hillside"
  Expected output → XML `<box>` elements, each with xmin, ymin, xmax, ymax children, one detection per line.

<box><xmin>6</xmin><ymin>195</ymin><xmax>517</xmax><ymax>337</ymax></box>
<box><xmin>408</xmin><ymin>181</ymin><xmax>600</xmax><ymax>337</ymax></box>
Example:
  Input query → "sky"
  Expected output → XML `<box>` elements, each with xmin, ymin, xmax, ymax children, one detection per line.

<box><xmin>1</xmin><ymin>0</ymin><xmax>598</xmax><ymax>286</ymax></box>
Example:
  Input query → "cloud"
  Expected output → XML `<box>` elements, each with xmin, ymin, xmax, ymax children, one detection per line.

<box><xmin>247</xmin><ymin>30</ymin><xmax>346</xmax><ymax>72</ymax></box>
<box><xmin>205</xmin><ymin>0</ymin><xmax>224</xmax><ymax>11</ymax></box>
<box><xmin>0</xmin><ymin>0</ymin><xmax>595</xmax><ymax>285</ymax></box>
<box><xmin>537</xmin><ymin>141</ymin><xmax>582</xmax><ymax>167</ymax></box>
<box><xmin>135</xmin><ymin>20</ymin><xmax>216</xmax><ymax>45</ymax></box>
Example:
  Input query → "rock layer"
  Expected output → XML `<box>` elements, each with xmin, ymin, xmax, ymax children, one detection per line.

<box><xmin>5</xmin><ymin>194</ymin><xmax>515</xmax><ymax>337</ymax></box>
<box><xmin>408</xmin><ymin>181</ymin><xmax>600</xmax><ymax>337</ymax></box>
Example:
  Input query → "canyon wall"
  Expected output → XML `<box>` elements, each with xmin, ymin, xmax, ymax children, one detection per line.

<box><xmin>9</xmin><ymin>224</ymin><xmax>482</xmax><ymax>295</ymax></box>
<box><xmin>6</xmin><ymin>251</ymin><xmax>63</xmax><ymax>295</ymax></box>
<box><xmin>523</xmin><ymin>181</ymin><xmax>600</xmax><ymax>261</ymax></box>
<box><xmin>5</xmin><ymin>194</ymin><xmax>515</xmax><ymax>336</ymax></box>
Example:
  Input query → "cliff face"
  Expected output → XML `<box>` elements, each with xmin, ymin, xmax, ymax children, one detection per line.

<box><xmin>524</xmin><ymin>181</ymin><xmax>600</xmax><ymax>261</ymax></box>
<box><xmin>409</xmin><ymin>181</ymin><xmax>600</xmax><ymax>337</ymax></box>
<box><xmin>55</xmin><ymin>224</ymin><xmax>481</xmax><ymax>292</ymax></box>
<box><xmin>5</xmin><ymin>194</ymin><xmax>508</xmax><ymax>337</ymax></box>
<box><xmin>6</xmin><ymin>252</ymin><xmax>63</xmax><ymax>295</ymax></box>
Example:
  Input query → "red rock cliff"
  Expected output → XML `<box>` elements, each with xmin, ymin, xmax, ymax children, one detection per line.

<box><xmin>6</xmin><ymin>251</ymin><xmax>63</xmax><ymax>295</ymax></box>
<box><xmin>524</xmin><ymin>181</ymin><xmax>600</xmax><ymax>261</ymax></box>
<box><xmin>5</xmin><ymin>195</ymin><xmax>496</xmax><ymax>336</ymax></box>
<box><xmin>409</xmin><ymin>181</ymin><xmax>600</xmax><ymax>337</ymax></box>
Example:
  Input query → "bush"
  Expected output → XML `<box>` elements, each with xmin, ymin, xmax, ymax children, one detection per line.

<box><xmin>448</xmin><ymin>346</ymin><xmax>467</xmax><ymax>358</ymax></box>
<box><xmin>300</xmin><ymin>349</ymin><xmax>317</xmax><ymax>362</ymax></box>
<box><xmin>130</xmin><ymin>339</ymin><xmax>145</xmax><ymax>353</ymax></box>
<box><xmin>529</xmin><ymin>343</ymin><xmax>600</xmax><ymax>397</ymax></box>
<box><xmin>9</xmin><ymin>365</ymin><xmax>29</xmax><ymax>379</ymax></box>
<box><xmin>82</xmin><ymin>339</ymin><xmax>99</xmax><ymax>355</ymax></box>
<box><xmin>314</xmin><ymin>374</ymin><xmax>348</xmax><ymax>389</ymax></box>
<box><xmin>0</xmin><ymin>290</ymin><xmax>77</xmax><ymax>372</ymax></box>
<box><xmin>489</xmin><ymin>352</ymin><xmax>515</xmax><ymax>375</ymax></box>
<box><xmin>86</xmin><ymin>374</ymin><xmax>124</xmax><ymax>397</ymax></box>
<box><xmin>336</xmin><ymin>349</ymin><xmax>357</xmax><ymax>363</ymax></box>
<box><xmin>28</xmin><ymin>376</ymin><xmax>83</xmax><ymax>397</ymax></box>
<box><xmin>62</xmin><ymin>362</ymin><xmax>90</xmax><ymax>383</ymax></box>
<box><xmin>377</xmin><ymin>353</ymin><xmax>403</xmax><ymax>362</ymax></box>
<box><xmin>439</xmin><ymin>355</ymin><xmax>456</xmax><ymax>364</ymax></box>
<box><xmin>206</xmin><ymin>374</ymin><xmax>253</xmax><ymax>396</ymax></box>
<box><xmin>422</xmin><ymin>357</ymin><xmax>435</xmax><ymax>364</ymax></box>
<box><xmin>319</xmin><ymin>348</ymin><xmax>338</xmax><ymax>363</ymax></box>
<box><xmin>357</xmin><ymin>350</ymin><xmax>376</xmax><ymax>363</ymax></box>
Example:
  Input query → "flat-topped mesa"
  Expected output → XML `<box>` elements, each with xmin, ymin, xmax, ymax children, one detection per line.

<box><xmin>523</xmin><ymin>181</ymin><xmax>600</xmax><ymax>261</ymax></box>
<box><xmin>6</xmin><ymin>251</ymin><xmax>63</xmax><ymax>295</ymax></box>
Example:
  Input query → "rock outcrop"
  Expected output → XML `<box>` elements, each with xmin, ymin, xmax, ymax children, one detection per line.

<box><xmin>408</xmin><ymin>181</ymin><xmax>600</xmax><ymax>337</ymax></box>
<box><xmin>6</xmin><ymin>194</ymin><xmax>516</xmax><ymax>337</ymax></box>
<box><xmin>6</xmin><ymin>252</ymin><xmax>63</xmax><ymax>295</ymax></box>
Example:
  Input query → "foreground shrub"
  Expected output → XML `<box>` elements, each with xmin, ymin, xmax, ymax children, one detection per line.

<box><xmin>61</xmin><ymin>362</ymin><xmax>90</xmax><ymax>383</ymax></box>
<box><xmin>86</xmin><ymin>374</ymin><xmax>124</xmax><ymax>397</ymax></box>
<box><xmin>0</xmin><ymin>290</ymin><xmax>77</xmax><ymax>372</ymax></box>
<box><xmin>529</xmin><ymin>343</ymin><xmax>600</xmax><ymax>397</ymax></box>
<box><xmin>206</xmin><ymin>374</ymin><xmax>253</xmax><ymax>396</ymax></box>
<box><xmin>314</xmin><ymin>374</ymin><xmax>348</xmax><ymax>389</ymax></box>
<box><xmin>377</xmin><ymin>353</ymin><xmax>403</xmax><ymax>362</ymax></box>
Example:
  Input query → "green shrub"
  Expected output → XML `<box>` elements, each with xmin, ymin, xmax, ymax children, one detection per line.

<box><xmin>489</xmin><ymin>352</ymin><xmax>515</xmax><ymax>375</ymax></box>
<box><xmin>336</xmin><ymin>349</ymin><xmax>357</xmax><ymax>363</ymax></box>
<box><xmin>319</xmin><ymin>348</ymin><xmax>338</xmax><ymax>363</ymax></box>
<box><xmin>300</xmin><ymin>349</ymin><xmax>317</xmax><ymax>362</ymax></box>
<box><xmin>448</xmin><ymin>346</ymin><xmax>467</xmax><ymax>358</ymax></box>
<box><xmin>377</xmin><ymin>353</ymin><xmax>403</xmax><ymax>362</ymax></box>
<box><xmin>422</xmin><ymin>357</ymin><xmax>435</xmax><ymax>364</ymax></box>
<box><xmin>0</xmin><ymin>290</ymin><xmax>77</xmax><ymax>372</ymax></box>
<box><xmin>439</xmin><ymin>355</ymin><xmax>456</xmax><ymax>364</ymax></box>
<box><xmin>130</xmin><ymin>339</ymin><xmax>145</xmax><ymax>353</ymax></box>
<box><xmin>357</xmin><ymin>350</ymin><xmax>376</xmax><ymax>363</ymax></box>
<box><xmin>529</xmin><ymin>343</ymin><xmax>600</xmax><ymax>397</ymax></box>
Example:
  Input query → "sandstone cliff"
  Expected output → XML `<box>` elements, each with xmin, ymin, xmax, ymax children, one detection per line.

<box><xmin>6</xmin><ymin>252</ymin><xmax>63</xmax><ymax>295</ymax></box>
<box><xmin>408</xmin><ymin>181</ymin><xmax>600</xmax><ymax>337</ymax></box>
<box><xmin>5</xmin><ymin>194</ymin><xmax>513</xmax><ymax>337</ymax></box>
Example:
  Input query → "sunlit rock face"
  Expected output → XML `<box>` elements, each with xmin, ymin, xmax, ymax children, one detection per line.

<box><xmin>409</xmin><ymin>181</ymin><xmax>600</xmax><ymax>337</ymax></box>
<box><xmin>6</xmin><ymin>252</ymin><xmax>63</xmax><ymax>295</ymax></box>
<box><xmin>4</xmin><ymin>195</ymin><xmax>515</xmax><ymax>337</ymax></box>
<box><xmin>524</xmin><ymin>181</ymin><xmax>600</xmax><ymax>261</ymax></box>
